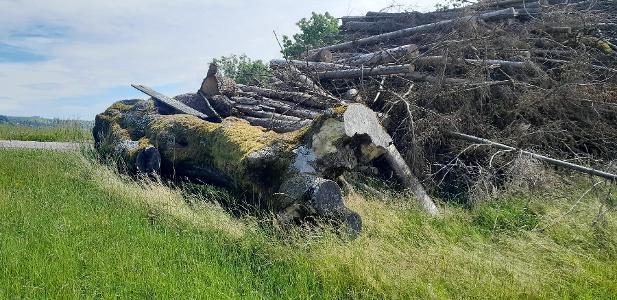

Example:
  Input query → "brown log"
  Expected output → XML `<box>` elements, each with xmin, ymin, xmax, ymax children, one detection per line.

<box><xmin>315</xmin><ymin>64</ymin><xmax>415</xmax><ymax>80</ymax></box>
<box><xmin>339</xmin><ymin>44</ymin><xmax>419</xmax><ymax>66</ymax></box>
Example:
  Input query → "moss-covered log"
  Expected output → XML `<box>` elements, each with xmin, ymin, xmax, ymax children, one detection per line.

<box><xmin>94</xmin><ymin>99</ymin><xmax>365</xmax><ymax>234</ymax></box>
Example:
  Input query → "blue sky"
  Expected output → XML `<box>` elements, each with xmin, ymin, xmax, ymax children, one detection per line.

<box><xmin>0</xmin><ymin>0</ymin><xmax>436</xmax><ymax>120</ymax></box>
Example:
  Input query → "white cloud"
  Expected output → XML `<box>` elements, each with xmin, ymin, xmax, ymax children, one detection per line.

<box><xmin>0</xmin><ymin>0</ymin><xmax>438</xmax><ymax>119</ymax></box>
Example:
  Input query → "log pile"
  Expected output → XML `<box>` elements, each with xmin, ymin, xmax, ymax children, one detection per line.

<box><xmin>94</xmin><ymin>0</ymin><xmax>617</xmax><ymax>236</ymax></box>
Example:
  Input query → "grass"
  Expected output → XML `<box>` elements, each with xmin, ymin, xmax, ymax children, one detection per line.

<box><xmin>0</xmin><ymin>149</ymin><xmax>615</xmax><ymax>298</ymax></box>
<box><xmin>0</xmin><ymin>124</ymin><xmax>91</xmax><ymax>142</ymax></box>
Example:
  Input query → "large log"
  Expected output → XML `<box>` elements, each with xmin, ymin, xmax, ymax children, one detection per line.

<box><xmin>92</xmin><ymin>100</ymin><xmax>162</xmax><ymax>174</ymax></box>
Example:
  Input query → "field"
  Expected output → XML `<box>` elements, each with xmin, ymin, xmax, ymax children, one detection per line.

<box><xmin>0</xmin><ymin>124</ymin><xmax>91</xmax><ymax>142</ymax></box>
<box><xmin>0</xmin><ymin>147</ymin><xmax>615</xmax><ymax>299</ymax></box>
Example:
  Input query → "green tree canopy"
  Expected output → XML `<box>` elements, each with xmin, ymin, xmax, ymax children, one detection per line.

<box><xmin>281</xmin><ymin>12</ymin><xmax>339</xmax><ymax>59</ymax></box>
<box><xmin>211</xmin><ymin>54</ymin><xmax>271</xmax><ymax>86</ymax></box>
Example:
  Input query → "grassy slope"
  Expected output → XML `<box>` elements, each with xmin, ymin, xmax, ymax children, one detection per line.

<box><xmin>0</xmin><ymin>149</ymin><xmax>615</xmax><ymax>298</ymax></box>
<box><xmin>0</xmin><ymin>124</ymin><xmax>91</xmax><ymax>142</ymax></box>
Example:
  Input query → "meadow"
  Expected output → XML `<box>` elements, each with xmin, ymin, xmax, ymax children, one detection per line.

<box><xmin>0</xmin><ymin>147</ymin><xmax>615</xmax><ymax>299</ymax></box>
<box><xmin>0</xmin><ymin>124</ymin><xmax>91</xmax><ymax>142</ymax></box>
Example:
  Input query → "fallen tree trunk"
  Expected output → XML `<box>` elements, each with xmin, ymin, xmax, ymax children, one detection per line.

<box><xmin>94</xmin><ymin>99</ymin><xmax>368</xmax><ymax>234</ymax></box>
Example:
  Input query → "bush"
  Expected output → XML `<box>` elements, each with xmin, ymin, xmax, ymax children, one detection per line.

<box><xmin>282</xmin><ymin>12</ymin><xmax>339</xmax><ymax>59</ymax></box>
<box><xmin>211</xmin><ymin>54</ymin><xmax>272</xmax><ymax>86</ymax></box>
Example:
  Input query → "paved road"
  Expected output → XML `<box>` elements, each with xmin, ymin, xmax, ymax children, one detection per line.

<box><xmin>0</xmin><ymin>140</ymin><xmax>83</xmax><ymax>151</ymax></box>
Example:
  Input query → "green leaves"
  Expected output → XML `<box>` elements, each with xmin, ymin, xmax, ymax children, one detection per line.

<box><xmin>281</xmin><ymin>12</ymin><xmax>339</xmax><ymax>59</ymax></box>
<box><xmin>211</xmin><ymin>54</ymin><xmax>272</xmax><ymax>86</ymax></box>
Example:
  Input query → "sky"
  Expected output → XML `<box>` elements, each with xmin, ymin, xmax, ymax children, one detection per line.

<box><xmin>0</xmin><ymin>0</ymin><xmax>438</xmax><ymax>120</ymax></box>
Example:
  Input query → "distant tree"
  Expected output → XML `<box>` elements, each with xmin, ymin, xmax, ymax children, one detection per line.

<box><xmin>211</xmin><ymin>54</ymin><xmax>272</xmax><ymax>86</ymax></box>
<box><xmin>281</xmin><ymin>12</ymin><xmax>339</xmax><ymax>59</ymax></box>
<box><xmin>435</xmin><ymin>0</ymin><xmax>472</xmax><ymax>11</ymax></box>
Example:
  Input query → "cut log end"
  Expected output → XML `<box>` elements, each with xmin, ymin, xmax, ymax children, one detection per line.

<box><xmin>136</xmin><ymin>146</ymin><xmax>162</xmax><ymax>174</ymax></box>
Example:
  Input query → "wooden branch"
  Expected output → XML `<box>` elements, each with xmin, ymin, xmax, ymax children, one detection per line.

<box><xmin>450</xmin><ymin>132</ymin><xmax>617</xmax><ymax>181</ymax></box>
<box><xmin>339</xmin><ymin>44</ymin><xmax>419</xmax><ymax>66</ymax></box>
<box><xmin>315</xmin><ymin>64</ymin><xmax>415</xmax><ymax>80</ymax></box>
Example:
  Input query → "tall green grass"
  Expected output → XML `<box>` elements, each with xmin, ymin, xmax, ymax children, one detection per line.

<box><xmin>0</xmin><ymin>124</ymin><xmax>91</xmax><ymax>142</ymax></box>
<box><xmin>0</xmin><ymin>149</ymin><xmax>615</xmax><ymax>298</ymax></box>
